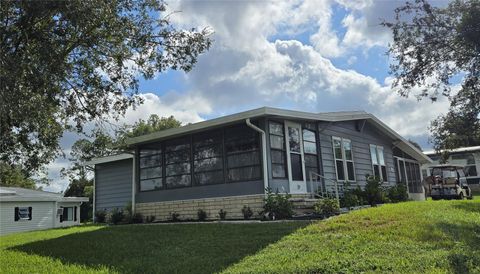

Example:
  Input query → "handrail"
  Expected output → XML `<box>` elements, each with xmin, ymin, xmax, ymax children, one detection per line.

<box><xmin>308</xmin><ymin>171</ymin><xmax>340</xmax><ymax>203</ymax></box>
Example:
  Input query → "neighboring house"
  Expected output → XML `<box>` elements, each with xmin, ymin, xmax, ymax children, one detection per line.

<box><xmin>89</xmin><ymin>107</ymin><xmax>431</xmax><ymax>221</ymax></box>
<box><xmin>422</xmin><ymin>146</ymin><xmax>480</xmax><ymax>185</ymax></box>
<box><xmin>0</xmin><ymin>187</ymin><xmax>88</xmax><ymax>236</ymax></box>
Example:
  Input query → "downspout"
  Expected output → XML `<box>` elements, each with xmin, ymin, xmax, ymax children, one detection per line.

<box><xmin>246</xmin><ymin>118</ymin><xmax>268</xmax><ymax>193</ymax></box>
<box><xmin>132</xmin><ymin>150</ymin><xmax>136</xmax><ymax>214</ymax></box>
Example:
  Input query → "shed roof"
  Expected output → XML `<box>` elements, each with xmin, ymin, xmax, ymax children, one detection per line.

<box><xmin>0</xmin><ymin>187</ymin><xmax>89</xmax><ymax>202</ymax></box>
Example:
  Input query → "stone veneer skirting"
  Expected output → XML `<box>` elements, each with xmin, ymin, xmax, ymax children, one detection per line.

<box><xmin>135</xmin><ymin>194</ymin><xmax>265</xmax><ymax>221</ymax></box>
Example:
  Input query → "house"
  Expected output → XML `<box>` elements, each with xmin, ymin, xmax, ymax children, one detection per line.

<box><xmin>422</xmin><ymin>146</ymin><xmax>480</xmax><ymax>186</ymax></box>
<box><xmin>89</xmin><ymin>107</ymin><xmax>431</xmax><ymax>221</ymax></box>
<box><xmin>0</xmin><ymin>187</ymin><xmax>88</xmax><ymax>235</ymax></box>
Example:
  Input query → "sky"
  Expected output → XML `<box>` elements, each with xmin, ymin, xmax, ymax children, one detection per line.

<box><xmin>44</xmin><ymin>0</ymin><xmax>452</xmax><ymax>193</ymax></box>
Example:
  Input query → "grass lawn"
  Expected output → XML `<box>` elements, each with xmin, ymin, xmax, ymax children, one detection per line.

<box><xmin>1</xmin><ymin>199</ymin><xmax>479</xmax><ymax>274</ymax></box>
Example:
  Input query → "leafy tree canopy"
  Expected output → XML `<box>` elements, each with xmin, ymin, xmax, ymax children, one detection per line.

<box><xmin>0</xmin><ymin>0</ymin><xmax>211</xmax><ymax>174</ymax></box>
<box><xmin>384</xmin><ymin>0</ymin><xmax>480</xmax><ymax>154</ymax></box>
<box><xmin>62</xmin><ymin>114</ymin><xmax>182</xmax><ymax>179</ymax></box>
<box><xmin>0</xmin><ymin>163</ymin><xmax>43</xmax><ymax>189</ymax></box>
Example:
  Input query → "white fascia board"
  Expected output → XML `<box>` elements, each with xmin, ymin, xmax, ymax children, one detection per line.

<box><xmin>423</xmin><ymin>146</ymin><xmax>480</xmax><ymax>155</ymax></box>
<box><xmin>60</xmin><ymin>197</ymin><xmax>89</xmax><ymax>203</ymax></box>
<box><xmin>85</xmin><ymin>153</ymin><xmax>133</xmax><ymax>165</ymax></box>
<box><xmin>0</xmin><ymin>197</ymin><xmax>89</xmax><ymax>203</ymax></box>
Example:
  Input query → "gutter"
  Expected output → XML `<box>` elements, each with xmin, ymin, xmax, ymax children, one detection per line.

<box><xmin>245</xmin><ymin>118</ymin><xmax>268</xmax><ymax>193</ymax></box>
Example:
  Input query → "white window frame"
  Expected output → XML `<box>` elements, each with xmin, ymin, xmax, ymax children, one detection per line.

<box><xmin>370</xmin><ymin>144</ymin><xmax>387</xmax><ymax>182</ymax></box>
<box><xmin>332</xmin><ymin>136</ymin><xmax>356</xmax><ymax>182</ymax></box>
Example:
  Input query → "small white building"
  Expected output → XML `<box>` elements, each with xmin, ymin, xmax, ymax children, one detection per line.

<box><xmin>0</xmin><ymin>187</ymin><xmax>88</xmax><ymax>236</ymax></box>
<box><xmin>422</xmin><ymin>146</ymin><xmax>480</xmax><ymax>185</ymax></box>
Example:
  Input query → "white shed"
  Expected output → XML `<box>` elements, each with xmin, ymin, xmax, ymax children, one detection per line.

<box><xmin>0</xmin><ymin>187</ymin><xmax>88</xmax><ymax>236</ymax></box>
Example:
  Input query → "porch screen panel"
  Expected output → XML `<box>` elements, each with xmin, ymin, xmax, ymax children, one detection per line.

<box><xmin>193</xmin><ymin>130</ymin><xmax>224</xmax><ymax>185</ymax></box>
<box><xmin>225</xmin><ymin>124</ymin><xmax>261</xmax><ymax>182</ymax></box>
<box><xmin>139</xmin><ymin>143</ymin><xmax>163</xmax><ymax>191</ymax></box>
<box><xmin>165</xmin><ymin>137</ymin><xmax>192</xmax><ymax>188</ymax></box>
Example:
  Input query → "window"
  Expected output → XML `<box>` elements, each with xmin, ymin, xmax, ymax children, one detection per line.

<box><xmin>139</xmin><ymin>143</ymin><xmax>163</xmax><ymax>191</ymax></box>
<box><xmin>63</xmin><ymin>207</ymin><xmax>74</xmax><ymax>221</ymax></box>
<box><xmin>269</xmin><ymin>121</ymin><xmax>287</xmax><ymax>178</ymax></box>
<box><xmin>225</xmin><ymin>124</ymin><xmax>261</xmax><ymax>182</ymax></box>
<box><xmin>370</xmin><ymin>145</ymin><xmax>388</xmax><ymax>181</ymax></box>
<box><xmin>303</xmin><ymin>128</ymin><xmax>319</xmax><ymax>179</ymax></box>
<box><xmin>332</xmin><ymin>137</ymin><xmax>355</xmax><ymax>181</ymax></box>
<box><xmin>165</xmin><ymin>137</ymin><xmax>191</xmax><ymax>188</ymax></box>
<box><xmin>193</xmin><ymin>130</ymin><xmax>224</xmax><ymax>185</ymax></box>
<box><xmin>14</xmin><ymin>207</ymin><xmax>32</xmax><ymax>221</ymax></box>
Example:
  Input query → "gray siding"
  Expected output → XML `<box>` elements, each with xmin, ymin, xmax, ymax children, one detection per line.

<box><xmin>319</xmin><ymin>120</ymin><xmax>396</xmax><ymax>188</ymax></box>
<box><xmin>95</xmin><ymin>159</ymin><xmax>133</xmax><ymax>211</ymax></box>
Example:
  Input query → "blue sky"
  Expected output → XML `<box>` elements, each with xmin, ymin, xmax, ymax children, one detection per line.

<box><xmin>45</xmin><ymin>0</ymin><xmax>452</xmax><ymax>192</ymax></box>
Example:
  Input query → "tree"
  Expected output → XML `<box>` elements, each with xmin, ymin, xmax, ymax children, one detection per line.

<box><xmin>0</xmin><ymin>0</ymin><xmax>211</xmax><ymax>173</ymax></box>
<box><xmin>62</xmin><ymin>114</ymin><xmax>182</xmax><ymax>179</ymax></box>
<box><xmin>383</xmin><ymin>0</ymin><xmax>480</xmax><ymax>154</ymax></box>
<box><xmin>64</xmin><ymin>175</ymin><xmax>93</xmax><ymax>221</ymax></box>
<box><xmin>0</xmin><ymin>163</ymin><xmax>36</xmax><ymax>189</ymax></box>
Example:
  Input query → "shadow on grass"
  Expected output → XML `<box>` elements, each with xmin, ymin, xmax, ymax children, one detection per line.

<box><xmin>9</xmin><ymin>222</ymin><xmax>307</xmax><ymax>274</ymax></box>
<box><xmin>452</xmin><ymin>202</ymin><xmax>480</xmax><ymax>214</ymax></box>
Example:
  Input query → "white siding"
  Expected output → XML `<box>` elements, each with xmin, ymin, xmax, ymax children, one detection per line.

<box><xmin>0</xmin><ymin>201</ymin><xmax>55</xmax><ymax>236</ymax></box>
<box><xmin>56</xmin><ymin>202</ymin><xmax>82</xmax><ymax>227</ymax></box>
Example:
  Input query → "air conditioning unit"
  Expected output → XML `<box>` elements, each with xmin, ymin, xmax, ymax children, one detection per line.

<box><xmin>56</xmin><ymin>208</ymin><xmax>63</xmax><ymax>216</ymax></box>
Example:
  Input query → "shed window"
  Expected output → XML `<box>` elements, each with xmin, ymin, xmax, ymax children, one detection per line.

<box><xmin>269</xmin><ymin>121</ymin><xmax>287</xmax><ymax>178</ymax></box>
<box><xmin>332</xmin><ymin>137</ymin><xmax>355</xmax><ymax>181</ymax></box>
<box><xmin>370</xmin><ymin>145</ymin><xmax>388</xmax><ymax>181</ymax></box>
<box><xmin>14</xmin><ymin>207</ymin><xmax>32</xmax><ymax>221</ymax></box>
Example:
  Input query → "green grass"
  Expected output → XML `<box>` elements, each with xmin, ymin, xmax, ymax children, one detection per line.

<box><xmin>0</xmin><ymin>222</ymin><xmax>307</xmax><ymax>274</ymax></box>
<box><xmin>223</xmin><ymin>199</ymin><xmax>480</xmax><ymax>274</ymax></box>
<box><xmin>1</xmin><ymin>199</ymin><xmax>479</xmax><ymax>274</ymax></box>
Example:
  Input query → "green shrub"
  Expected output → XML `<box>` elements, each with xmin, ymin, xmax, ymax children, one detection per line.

<box><xmin>145</xmin><ymin>215</ymin><xmax>156</xmax><ymax>223</ymax></box>
<box><xmin>387</xmin><ymin>183</ymin><xmax>409</xmax><ymax>203</ymax></box>
<box><xmin>170</xmin><ymin>212</ymin><xmax>180</xmax><ymax>222</ymax></box>
<box><xmin>241</xmin><ymin>206</ymin><xmax>253</xmax><ymax>220</ymax></box>
<box><xmin>314</xmin><ymin>198</ymin><xmax>340</xmax><ymax>217</ymax></box>
<box><xmin>197</xmin><ymin>209</ymin><xmax>207</xmax><ymax>221</ymax></box>
<box><xmin>108</xmin><ymin>208</ymin><xmax>124</xmax><ymax>225</ymax></box>
<box><xmin>94</xmin><ymin>210</ymin><xmax>107</xmax><ymax>223</ymax></box>
<box><xmin>131</xmin><ymin>213</ymin><xmax>144</xmax><ymax>224</ymax></box>
<box><xmin>218</xmin><ymin>209</ymin><xmax>227</xmax><ymax>220</ymax></box>
<box><xmin>263</xmin><ymin>188</ymin><xmax>293</xmax><ymax>220</ymax></box>
<box><xmin>364</xmin><ymin>176</ymin><xmax>388</xmax><ymax>206</ymax></box>
<box><xmin>340</xmin><ymin>187</ymin><xmax>365</xmax><ymax>208</ymax></box>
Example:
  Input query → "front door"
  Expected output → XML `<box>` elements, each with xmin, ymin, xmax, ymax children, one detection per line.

<box><xmin>285</xmin><ymin>121</ymin><xmax>307</xmax><ymax>193</ymax></box>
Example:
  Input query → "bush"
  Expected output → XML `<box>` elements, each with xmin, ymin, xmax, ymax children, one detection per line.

<box><xmin>145</xmin><ymin>215</ymin><xmax>156</xmax><ymax>223</ymax></box>
<box><xmin>131</xmin><ymin>213</ymin><xmax>144</xmax><ymax>224</ymax></box>
<box><xmin>108</xmin><ymin>208</ymin><xmax>125</xmax><ymax>225</ymax></box>
<box><xmin>340</xmin><ymin>187</ymin><xmax>364</xmax><ymax>208</ymax></box>
<box><xmin>197</xmin><ymin>209</ymin><xmax>207</xmax><ymax>221</ymax></box>
<box><xmin>95</xmin><ymin>210</ymin><xmax>107</xmax><ymax>223</ymax></box>
<box><xmin>218</xmin><ymin>209</ymin><xmax>227</xmax><ymax>220</ymax></box>
<box><xmin>364</xmin><ymin>176</ymin><xmax>388</xmax><ymax>206</ymax></box>
<box><xmin>263</xmin><ymin>188</ymin><xmax>293</xmax><ymax>220</ymax></box>
<box><xmin>387</xmin><ymin>182</ymin><xmax>409</xmax><ymax>203</ymax></box>
<box><xmin>170</xmin><ymin>212</ymin><xmax>180</xmax><ymax>222</ymax></box>
<box><xmin>314</xmin><ymin>198</ymin><xmax>340</xmax><ymax>217</ymax></box>
<box><xmin>241</xmin><ymin>206</ymin><xmax>253</xmax><ymax>220</ymax></box>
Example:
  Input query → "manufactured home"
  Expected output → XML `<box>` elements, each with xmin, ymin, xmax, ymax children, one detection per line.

<box><xmin>89</xmin><ymin>107</ymin><xmax>431</xmax><ymax>220</ymax></box>
<box><xmin>0</xmin><ymin>187</ymin><xmax>88</xmax><ymax>235</ymax></box>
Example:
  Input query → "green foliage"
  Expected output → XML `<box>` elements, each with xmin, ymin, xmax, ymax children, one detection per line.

<box><xmin>241</xmin><ymin>206</ymin><xmax>253</xmax><ymax>220</ymax></box>
<box><xmin>0</xmin><ymin>163</ymin><xmax>37</xmax><ymax>189</ymax></box>
<box><xmin>387</xmin><ymin>183</ymin><xmax>409</xmax><ymax>203</ymax></box>
<box><xmin>197</xmin><ymin>209</ymin><xmax>207</xmax><ymax>221</ymax></box>
<box><xmin>340</xmin><ymin>187</ymin><xmax>365</xmax><ymax>208</ymax></box>
<box><xmin>314</xmin><ymin>198</ymin><xmax>340</xmax><ymax>217</ymax></box>
<box><xmin>131</xmin><ymin>213</ymin><xmax>144</xmax><ymax>224</ymax></box>
<box><xmin>0</xmin><ymin>0</ymin><xmax>211</xmax><ymax>173</ymax></box>
<box><xmin>218</xmin><ymin>209</ymin><xmax>227</xmax><ymax>220</ymax></box>
<box><xmin>170</xmin><ymin>212</ymin><xmax>180</xmax><ymax>222</ymax></box>
<box><xmin>108</xmin><ymin>208</ymin><xmax>124</xmax><ymax>225</ymax></box>
<box><xmin>94</xmin><ymin>210</ymin><xmax>107</xmax><ymax>223</ymax></box>
<box><xmin>363</xmin><ymin>176</ymin><xmax>388</xmax><ymax>206</ymax></box>
<box><xmin>383</xmin><ymin>0</ymin><xmax>480</xmax><ymax>154</ymax></box>
<box><xmin>63</xmin><ymin>176</ymin><xmax>93</xmax><ymax>221</ymax></box>
<box><xmin>263</xmin><ymin>188</ymin><xmax>294</xmax><ymax>220</ymax></box>
<box><xmin>0</xmin><ymin>222</ymin><xmax>306</xmax><ymax>274</ymax></box>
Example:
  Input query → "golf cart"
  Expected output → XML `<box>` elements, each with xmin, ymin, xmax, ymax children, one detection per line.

<box><xmin>425</xmin><ymin>165</ymin><xmax>473</xmax><ymax>200</ymax></box>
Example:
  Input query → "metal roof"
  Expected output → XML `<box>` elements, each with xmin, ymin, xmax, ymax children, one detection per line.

<box><xmin>423</xmin><ymin>146</ymin><xmax>480</xmax><ymax>155</ymax></box>
<box><xmin>89</xmin><ymin>106</ymin><xmax>431</xmax><ymax>164</ymax></box>
<box><xmin>0</xmin><ymin>187</ymin><xmax>89</xmax><ymax>203</ymax></box>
